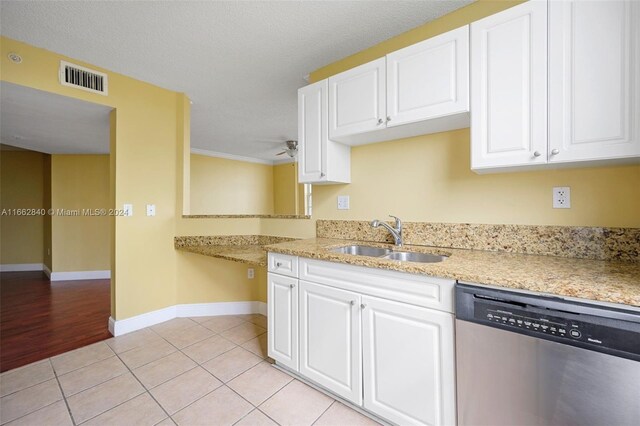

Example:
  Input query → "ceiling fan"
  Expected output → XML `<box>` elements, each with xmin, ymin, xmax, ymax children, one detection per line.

<box><xmin>276</xmin><ymin>140</ymin><xmax>298</xmax><ymax>158</ymax></box>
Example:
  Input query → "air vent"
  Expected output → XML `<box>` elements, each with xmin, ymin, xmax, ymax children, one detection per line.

<box><xmin>59</xmin><ymin>61</ymin><xmax>108</xmax><ymax>95</ymax></box>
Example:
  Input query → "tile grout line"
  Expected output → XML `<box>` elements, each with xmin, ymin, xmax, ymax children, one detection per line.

<box><xmin>113</xmin><ymin>322</ymin><xmax>248</xmax><ymax>424</ymax></box>
<box><xmin>49</xmin><ymin>341</ymin><xmax>115</xmax><ymax>378</ymax></box>
<box><xmin>110</xmin><ymin>341</ymin><xmax>174</xmax><ymax>424</ymax></box>
<box><xmin>49</xmin><ymin>357</ymin><xmax>78</xmax><ymax>426</ymax></box>
<box><xmin>160</xmin><ymin>324</ymin><xmax>264</xmax><ymax>422</ymax></box>
<box><xmin>58</xmin><ymin>355</ymin><xmax>129</xmax><ymax>399</ymax></box>
<box><xmin>311</xmin><ymin>400</ymin><xmax>337</xmax><ymax>426</ymax></box>
<box><xmin>0</xmin><ymin>367</ymin><xmax>53</xmax><ymax>398</ymax></box>
<box><xmin>62</xmin><ymin>332</ymin><xmax>180</xmax><ymax>425</ymax></box>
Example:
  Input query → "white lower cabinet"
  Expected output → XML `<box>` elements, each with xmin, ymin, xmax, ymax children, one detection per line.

<box><xmin>268</xmin><ymin>255</ymin><xmax>456</xmax><ymax>426</ymax></box>
<box><xmin>267</xmin><ymin>272</ymin><xmax>298</xmax><ymax>371</ymax></box>
<box><xmin>362</xmin><ymin>295</ymin><xmax>456</xmax><ymax>426</ymax></box>
<box><xmin>299</xmin><ymin>280</ymin><xmax>362</xmax><ymax>404</ymax></box>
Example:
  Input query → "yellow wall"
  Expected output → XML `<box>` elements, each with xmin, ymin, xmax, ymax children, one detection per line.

<box><xmin>177</xmin><ymin>254</ymin><xmax>267</xmax><ymax>304</ymax></box>
<box><xmin>50</xmin><ymin>155</ymin><xmax>110</xmax><ymax>272</ymax></box>
<box><xmin>0</xmin><ymin>150</ymin><xmax>45</xmax><ymax>265</ymax></box>
<box><xmin>1</xmin><ymin>36</ymin><xmax>182</xmax><ymax>319</ymax></box>
<box><xmin>190</xmin><ymin>154</ymin><xmax>274</xmax><ymax>215</ymax></box>
<box><xmin>273</xmin><ymin>162</ymin><xmax>300</xmax><ymax>215</ymax></box>
<box><xmin>312</xmin><ymin>130</ymin><xmax>640</xmax><ymax>227</ymax></box>
<box><xmin>43</xmin><ymin>154</ymin><xmax>52</xmax><ymax>269</ymax></box>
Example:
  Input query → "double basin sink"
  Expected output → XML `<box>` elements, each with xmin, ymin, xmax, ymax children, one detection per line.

<box><xmin>330</xmin><ymin>244</ymin><xmax>447</xmax><ymax>264</ymax></box>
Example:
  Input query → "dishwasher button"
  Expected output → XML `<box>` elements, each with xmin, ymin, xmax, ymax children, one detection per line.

<box><xmin>569</xmin><ymin>329</ymin><xmax>582</xmax><ymax>338</ymax></box>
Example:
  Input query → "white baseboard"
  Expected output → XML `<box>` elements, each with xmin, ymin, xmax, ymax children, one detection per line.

<box><xmin>43</xmin><ymin>264</ymin><xmax>52</xmax><ymax>278</ymax></box>
<box><xmin>0</xmin><ymin>263</ymin><xmax>44</xmax><ymax>272</ymax></box>
<box><xmin>50</xmin><ymin>270</ymin><xmax>111</xmax><ymax>281</ymax></box>
<box><xmin>109</xmin><ymin>301</ymin><xmax>267</xmax><ymax>336</ymax></box>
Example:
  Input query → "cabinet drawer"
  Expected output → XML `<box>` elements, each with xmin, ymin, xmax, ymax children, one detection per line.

<box><xmin>268</xmin><ymin>253</ymin><xmax>298</xmax><ymax>277</ymax></box>
<box><xmin>299</xmin><ymin>258</ymin><xmax>454</xmax><ymax>313</ymax></box>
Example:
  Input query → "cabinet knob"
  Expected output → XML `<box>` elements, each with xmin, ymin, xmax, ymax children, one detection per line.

<box><xmin>377</xmin><ymin>118</ymin><xmax>384</xmax><ymax>125</ymax></box>
<box><xmin>350</xmin><ymin>300</ymin><xmax>355</xmax><ymax>306</ymax></box>
<box><xmin>360</xmin><ymin>303</ymin><xmax>366</xmax><ymax>309</ymax></box>
<box><xmin>551</xmin><ymin>149</ymin><xmax>560</xmax><ymax>155</ymax></box>
<box><xmin>275</xmin><ymin>262</ymin><xmax>282</xmax><ymax>267</ymax></box>
<box><xmin>320</xmin><ymin>172</ymin><xmax>325</xmax><ymax>178</ymax></box>
<box><xmin>290</xmin><ymin>283</ymin><xmax>295</xmax><ymax>289</ymax></box>
<box><xmin>386</xmin><ymin>116</ymin><xmax>391</xmax><ymax>122</ymax></box>
<box><xmin>533</xmin><ymin>151</ymin><xmax>541</xmax><ymax>157</ymax></box>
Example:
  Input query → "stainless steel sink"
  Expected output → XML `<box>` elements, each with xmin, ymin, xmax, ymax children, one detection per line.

<box><xmin>329</xmin><ymin>245</ymin><xmax>447</xmax><ymax>263</ymax></box>
<box><xmin>330</xmin><ymin>245</ymin><xmax>391</xmax><ymax>257</ymax></box>
<box><xmin>382</xmin><ymin>251</ymin><xmax>448</xmax><ymax>263</ymax></box>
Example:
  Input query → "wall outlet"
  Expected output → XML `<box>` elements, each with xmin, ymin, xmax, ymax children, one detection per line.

<box><xmin>123</xmin><ymin>203</ymin><xmax>133</xmax><ymax>216</ymax></box>
<box><xmin>337</xmin><ymin>195</ymin><xmax>350</xmax><ymax>210</ymax></box>
<box><xmin>146</xmin><ymin>204</ymin><xmax>156</xmax><ymax>216</ymax></box>
<box><xmin>553</xmin><ymin>187</ymin><xmax>571</xmax><ymax>209</ymax></box>
<box><xmin>247</xmin><ymin>268</ymin><xmax>255</xmax><ymax>279</ymax></box>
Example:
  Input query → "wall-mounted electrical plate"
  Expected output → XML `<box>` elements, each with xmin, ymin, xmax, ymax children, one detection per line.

<box><xmin>337</xmin><ymin>195</ymin><xmax>350</xmax><ymax>210</ymax></box>
<box><xmin>247</xmin><ymin>268</ymin><xmax>255</xmax><ymax>279</ymax></box>
<box><xmin>146</xmin><ymin>204</ymin><xmax>156</xmax><ymax>216</ymax></box>
<box><xmin>553</xmin><ymin>187</ymin><xmax>571</xmax><ymax>209</ymax></box>
<box><xmin>123</xmin><ymin>204</ymin><xmax>133</xmax><ymax>216</ymax></box>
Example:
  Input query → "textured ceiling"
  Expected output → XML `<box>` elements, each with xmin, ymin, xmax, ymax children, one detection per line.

<box><xmin>0</xmin><ymin>0</ymin><xmax>472</xmax><ymax>161</ymax></box>
<box><xmin>0</xmin><ymin>82</ymin><xmax>111</xmax><ymax>154</ymax></box>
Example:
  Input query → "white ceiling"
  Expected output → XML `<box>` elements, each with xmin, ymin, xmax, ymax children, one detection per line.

<box><xmin>0</xmin><ymin>0</ymin><xmax>472</xmax><ymax>161</ymax></box>
<box><xmin>0</xmin><ymin>82</ymin><xmax>111</xmax><ymax>154</ymax></box>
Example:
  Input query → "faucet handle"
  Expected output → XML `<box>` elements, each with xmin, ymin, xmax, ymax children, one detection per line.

<box><xmin>388</xmin><ymin>215</ymin><xmax>402</xmax><ymax>230</ymax></box>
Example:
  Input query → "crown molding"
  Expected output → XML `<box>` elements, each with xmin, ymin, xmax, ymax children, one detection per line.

<box><xmin>191</xmin><ymin>147</ymin><xmax>274</xmax><ymax>165</ymax></box>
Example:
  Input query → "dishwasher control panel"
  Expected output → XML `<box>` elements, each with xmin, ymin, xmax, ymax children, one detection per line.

<box><xmin>455</xmin><ymin>283</ymin><xmax>640</xmax><ymax>361</ymax></box>
<box><xmin>476</xmin><ymin>302</ymin><xmax>587</xmax><ymax>342</ymax></box>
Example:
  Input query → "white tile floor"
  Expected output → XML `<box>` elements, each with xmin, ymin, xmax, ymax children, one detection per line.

<box><xmin>0</xmin><ymin>315</ymin><xmax>381</xmax><ymax>426</ymax></box>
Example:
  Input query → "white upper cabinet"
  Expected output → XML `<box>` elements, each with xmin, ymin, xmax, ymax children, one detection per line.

<box><xmin>471</xmin><ymin>0</ymin><xmax>548</xmax><ymax>171</ymax></box>
<box><xmin>329</xmin><ymin>58</ymin><xmax>387</xmax><ymax>140</ymax></box>
<box><xmin>549</xmin><ymin>0</ymin><xmax>640</xmax><ymax>163</ymax></box>
<box><xmin>324</xmin><ymin>26</ymin><xmax>470</xmax><ymax>146</ymax></box>
<box><xmin>298</xmin><ymin>80</ymin><xmax>351</xmax><ymax>184</ymax></box>
<box><xmin>387</xmin><ymin>25</ymin><xmax>469</xmax><ymax>127</ymax></box>
<box><xmin>472</xmin><ymin>0</ymin><xmax>639</xmax><ymax>173</ymax></box>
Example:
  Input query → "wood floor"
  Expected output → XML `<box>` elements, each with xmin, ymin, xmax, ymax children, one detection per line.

<box><xmin>0</xmin><ymin>271</ymin><xmax>111</xmax><ymax>373</ymax></box>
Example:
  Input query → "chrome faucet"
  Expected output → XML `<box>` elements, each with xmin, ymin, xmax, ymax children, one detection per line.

<box><xmin>371</xmin><ymin>215</ymin><xmax>403</xmax><ymax>247</ymax></box>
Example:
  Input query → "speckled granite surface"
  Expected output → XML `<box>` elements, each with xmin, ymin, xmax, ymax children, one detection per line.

<box><xmin>183</xmin><ymin>214</ymin><xmax>310</xmax><ymax>219</ymax></box>
<box><xmin>265</xmin><ymin>238</ymin><xmax>640</xmax><ymax>308</ymax></box>
<box><xmin>317</xmin><ymin>220</ymin><xmax>640</xmax><ymax>262</ymax></box>
<box><xmin>175</xmin><ymin>235</ymin><xmax>296</xmax><ymax>266</ymax></box>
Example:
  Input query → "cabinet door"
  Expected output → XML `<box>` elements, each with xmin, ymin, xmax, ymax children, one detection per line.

<box><xmin>298</xmin><ymin>80</ymin><xmax>327</xmax><ymax>183</ymax></box>
<box><xmin>329</xmin><ymin>58</ymin><xmax>386</xmax><ymax>139</ymax></box>
<box><xmin>549</xmin><ymin>0</ymin><xmax>640</xmax><ymax>163</ymax></box>
<box><xmin>387</xmin><ymin>26</ymin><xmax>469</xmax><ymax>127</ymax></box>
<box><xmin>471</xmin><ymin>0</ymin><xmax>548</xmax><ymax>171</ymax></box>
<box><xmin>299</xmin><ymin>280</ymin><xmax>362</xmax><ymax>404</ymax></box>
<box><xmin>267</xmin><ymin>273</ymin><xmax>298</xmax><ymax>371</ymax></box>
<box><xmin>362</xmin><ymin>296</ymin><xmax>456</xmax><ymax>426</ymax></box>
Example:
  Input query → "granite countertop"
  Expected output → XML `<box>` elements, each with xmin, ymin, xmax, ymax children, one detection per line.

<box><xmin>175</xmin><ymin>235</ymin><xmax>297</xmax><ymax>266</ymax></box>
<box><xmin>265</xmin><ymin>238</ymin><xmax>640</xmax><ymax>308</ymax></box>
<box><xmin>178</xmin><ymin>244</ymin><xmax>269</xmax><ymax>266</ymax></box>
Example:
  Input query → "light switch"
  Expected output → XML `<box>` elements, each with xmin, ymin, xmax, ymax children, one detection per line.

<box><xmin>146</xmin><ymin>204</ymin><xmax>156</xmax><ymax>216</ymax></box>
<box><xmin>337</xmin><ymin>195</ymin><xmax>350</xmax><ymax>210</ymax></box>
<box><xmin>123</xmin><ymin>204</ymin><xmax>133</xmax><ymax>216</ymax></box>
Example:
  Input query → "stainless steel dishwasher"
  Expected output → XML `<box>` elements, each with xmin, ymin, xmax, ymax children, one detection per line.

<box><xmin>455</xmin><ymin>282</ymin><xmax>640</xmax><ymax>426</ymax></box>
